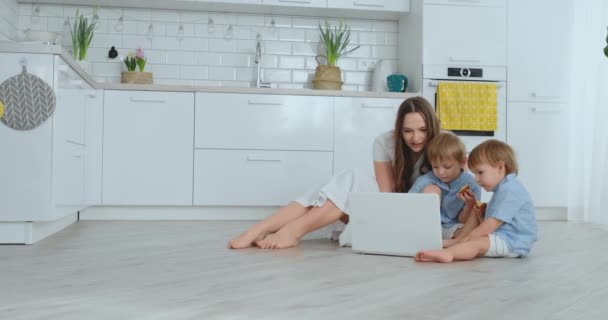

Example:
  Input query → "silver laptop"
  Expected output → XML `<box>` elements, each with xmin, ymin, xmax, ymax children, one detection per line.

<box><xmin>349</xmin><ymin>192</ymin><xmax>442</xmax><ymax>257</ymax></box>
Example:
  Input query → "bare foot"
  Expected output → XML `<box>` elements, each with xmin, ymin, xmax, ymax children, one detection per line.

<box><xmin>257</xmin><ymin>229</ymin><xmax>301</xmax><ymax>249</ymax></box>
<box><xmin>228</xmin><ymin>229</ymin><xmax>269</xmax><ymax>249</ymax></box>
<box><xmin>414</xmin><ymin>250</ymin><xmax>454</xmax><ymax>263</ymax></box>
<box><xmin>443</xmin><ymin>238</ymin><xmax>458</xmax><ymax>248</ymax></box>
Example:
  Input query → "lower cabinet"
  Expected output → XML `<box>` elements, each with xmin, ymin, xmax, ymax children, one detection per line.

<box><xmin>193</xmin><ymin>149</ymin><xmax>333</xmax><ymax>206</ymax></box>
<box><xmin>102</xmin><ymin>90</ymin><xmax>195</xmax><ymax>205</ymax></box>
<box><xmin>507</xmin><ymin>102</ymin><xmax>568</xmax><ymax>207</ymax></box>
<box><xmin>334</xmin><ymin>97</ymin><xmax>401</xmax><ymax>179</ymax></box>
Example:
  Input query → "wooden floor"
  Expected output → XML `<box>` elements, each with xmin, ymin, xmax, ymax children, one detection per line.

<box><xmin>1</xmin><ymin>221</ymin><xmax>607</xmax><ymax>319</ymax></box>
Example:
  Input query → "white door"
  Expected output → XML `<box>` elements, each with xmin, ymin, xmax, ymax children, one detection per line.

<box><xmin>84</xmin><ymin>89</ymin><xmax>103</xmax><ymax>206</ymax></box>
<box><xmin>102</xmin><ymin>91</ymin><xmax>195</xmax><ymax>205</ymax></box>
<box><xmin>507</xmin><ymin>102</ymin><xmax>568</xmax><ymax>207</ymax></box>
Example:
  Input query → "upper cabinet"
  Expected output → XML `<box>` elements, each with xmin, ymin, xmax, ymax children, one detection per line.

<box><xmin>264</xmin><ymin>0</ymin><xmax>327</xmax><ymax>8</ymax></box>
<box><xmin>507</xmin><ymin>0</ymin><xmax>573</xmax><ymax>103</ymax></box>
<box><xmin>327</xmin><ymin>0</ymin><xmax>409</xmax><ymax>12</ymax></box>
<box><xmin>16</xmin><ymin>0</ymin><xmax>407</xmax><ymax>19</ymax></box>
<box><xmin>422</xmin><ymin>0</ymin><xmax>507</xmax><ymax>67</ymax></box>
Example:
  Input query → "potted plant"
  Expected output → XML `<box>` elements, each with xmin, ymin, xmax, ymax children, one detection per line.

<box><xmin>69</xmin><ymin>9</ymin><xmax>96</xmax><ymax>63</ymax></box>
<box><xmin>121</xmin><ymin>47</ymin><xmax>153</xmax><ymax>84</ymax></box>
<box><xmin>313</xmin><ymin>20</ymin><xmax>360</xmax><ymax>90</ymax></box>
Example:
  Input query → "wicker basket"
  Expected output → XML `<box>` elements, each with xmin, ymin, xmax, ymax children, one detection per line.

<box><xmin>121</xmin><ymin>71</ymin><xmax>153</xmax><ymax>84</ymax></box>
<box><xmin>312</xmin><ymin>65</ymin><xmax>343</xmax><ymax>90</ymax></box>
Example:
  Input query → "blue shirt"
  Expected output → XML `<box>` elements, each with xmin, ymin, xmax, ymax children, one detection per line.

<box><xmin>486</xmin><ymin>174</ymin><xmax>538</xmax><ymax>256</ymax></box>
<box><xmin>409</xmin><ymin>170</ymin><xmax>481</xmax><ymax>228</ymax></box>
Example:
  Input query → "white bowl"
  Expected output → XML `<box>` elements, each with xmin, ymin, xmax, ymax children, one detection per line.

<box><xmin>25</xmin><ymin>30</ymin><xmax>59</xmax><ymax>42</ymax></box>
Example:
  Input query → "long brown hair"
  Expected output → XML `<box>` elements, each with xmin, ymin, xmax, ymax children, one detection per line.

<box><xmin>392</xmin><ymin>96</ymin><xmax>440</xmax><ymax>192</ymax></box>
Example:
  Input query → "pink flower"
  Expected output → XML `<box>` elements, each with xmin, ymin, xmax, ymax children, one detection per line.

<box><xmin>135</xmin><ymin>47</ymin><xmax>145</xmax><ymax>59</ymax></box>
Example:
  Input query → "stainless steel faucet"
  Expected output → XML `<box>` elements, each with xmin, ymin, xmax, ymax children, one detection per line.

<box><xmin>254</xmin><ymin>34</ymin><xmax>271</xmax><ymax>88</ymax></box>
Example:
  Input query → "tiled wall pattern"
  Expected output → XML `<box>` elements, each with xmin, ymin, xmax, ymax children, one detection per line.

<box><xmin>17</xmin><ymin>4</ymin><xmax>398</xmax><ymax>90</ymax></box>
<box><xmin>0</xmin><ymin>0</ymin><xmax>18</xmax><ymax>41</ymax></box>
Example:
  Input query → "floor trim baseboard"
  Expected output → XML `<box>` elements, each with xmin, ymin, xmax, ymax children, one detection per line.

<box><xmin>0</xmin><ymin>213</ymin><xmax>78</xmax><ymax>244</ymax></box>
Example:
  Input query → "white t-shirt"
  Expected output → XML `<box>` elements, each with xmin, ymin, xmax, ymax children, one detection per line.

<box><xmin>372</xmin><ymin>130</ymin><xmax>427</xmax><ymax>186</ymax></box>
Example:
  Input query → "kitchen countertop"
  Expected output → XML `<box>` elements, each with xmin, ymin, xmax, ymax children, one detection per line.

<box><xmin>1</xmin><ymin>42</ymin><xmax>416</xmax><ymax>99</ymax></box>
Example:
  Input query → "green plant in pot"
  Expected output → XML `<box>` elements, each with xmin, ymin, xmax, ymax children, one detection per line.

<box><xmin>313</xmin><ymin>20</ymin><xmax>360</xmax><ymax>90</ymax></box>
<box><xmin>69</xmin><ymin>9</ymin><xmax>97</xmax><ymax>62</ymax></box>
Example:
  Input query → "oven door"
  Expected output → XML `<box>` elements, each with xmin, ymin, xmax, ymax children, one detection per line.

<box><xmin>422</xmin><ymin>79</ymin><xmax>507</xmax><ymax>153</ymax></box>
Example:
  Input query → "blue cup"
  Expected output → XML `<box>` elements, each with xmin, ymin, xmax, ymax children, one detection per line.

<box><xmin>387</xmin><ymin>74</ymin><xmax>408</xmax><ymax>92</ymax></box>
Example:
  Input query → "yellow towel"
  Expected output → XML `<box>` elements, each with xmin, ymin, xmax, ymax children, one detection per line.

<box><xmin>436</xmin><ymin>82</ymin><xmax>498</xmax><ymax>131</ymax></box>
<box><xmin>0</xmin><ymin>99</ymin><xmax>4</xmax><ymax>119</ymax></box>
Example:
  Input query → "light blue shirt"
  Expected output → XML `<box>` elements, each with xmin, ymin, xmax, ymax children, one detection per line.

<box><xmin>486</xmin><ymin>174</ymin><xmax>538</xmax><ymax>257</ymax></box>
<box><xmin>409</xmin><ymin>170</ymin><xmax>481</xmax><ymax>228</ymax></box>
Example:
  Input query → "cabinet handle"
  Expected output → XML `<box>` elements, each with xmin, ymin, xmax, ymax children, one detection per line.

<box><xmin>278</xmin><ymin>0</ymin><xmax>312</xmax><ymax>3</ymax></box>
<box><xmin>530</xmin><ymin>106</ymin><xmax>560</xmax><ymax>114</ymax></box>
<box><xmin>449</xmin><ymin>57</ymin><xmax>481</xmax><ymax>63</ymax></box>
<box><xmin>72</xmin><ymin>152</ymin><xmax>82</xmax><ymax>159</ymax></box>
<box><xmin>361</xmin><ymin>104</ymin><xmax>393</xmax><ymax>109</ymax></box>
<box><xmin>86</xmin><ymin>93</ymin><xmax>97</xmax><ymax>99</ymax></box>
<box><xmin>530</xmin><ymin>92</ymin><xmax>560</xmax><ymax>100</ymax></box>
<box><xmin>247</xmin><ymin>155</ymin><xmax>283</xmax><ymax>162</ymax></box>
<box><xmin>353</xmin><ymin>1</ymin><xmax>385</xmax><ymax>7</ymax></box>
<box><xmin>130</xmin><ymin>97</ymin><xmax>168</xmax><ymax>103</ymax></box>
<box><xmin>247</xmin><ymin>100</ymin><xmax>283</xmax><ymax>106</ymax></box>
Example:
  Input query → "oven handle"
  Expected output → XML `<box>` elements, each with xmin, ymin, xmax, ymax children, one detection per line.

<box><xmin>428</xmin><ymin>81</ymin><xmax>504</xmax><ymax>88</ymax></box>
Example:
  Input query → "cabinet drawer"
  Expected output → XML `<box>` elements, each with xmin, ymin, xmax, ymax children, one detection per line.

<box><xmin>423</xmin><ymin>3</ymin><xmax>507</xmax><ymax>67</ymax></box>
<box><xmin>194</xmin><ymin>149</ymin><xmax>333</xmax><ymax>206</ymax></box>
<box><xmin>327</xmin><ymin>0</ymin><xmax>408</xmax><ymax>11</ymax></box>
<box><xmin>264</xmin><ymin>0</ymin><xmax>326</xmax><ymax>8</ymax></box>
<box><xmin>195</xmin><ymin>93</ymin><xmax>333</xmax><ymax>151</ymax></box>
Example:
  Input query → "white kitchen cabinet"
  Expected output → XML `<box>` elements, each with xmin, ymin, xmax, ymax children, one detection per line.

<box><xmin>507</xmin><ymin>0</ymin><xmax>572</xmax><ymax>103</ymax></box>
<box><xmin>422</xmin><ymin>0</ymin><xmax>507</xmax><ymax>67</ymax></box>
<box><xmin>333</xmin><ymin>97</ymin><xmax>401</xmax><ymax>180</ymax></box>
<box><xmin>197</xmin><ymin>0</ymin><xmax>262</xmax><ymax>3</ymax></box>
<box><xmin>0</xmin><ymin>53</ymin><xmax>55</xmax><ymax>222</ymax></box>
<box><xmin>263</xmin><ymin>0</ymin><xmax>327</xmax><ymax>8</ymax></box>
<box><xmin>194</xmin><ymin>149</ymin><xmax>333</xmax><ymax>205</ymax></box>
<box><xmin>102</xmin><ymin>90</ymin><xmax>194</xmax><ymax>205</ymax></box>
<box><xmin>507</xmin><ymin>102</ymin><xmax>568</xmax><ymax>207</ymax></box>
<box><xmin>327</xmin><ymin>0</ymin><xmax>409</xmax><ymax>12</ymax></box>
<box><xmin>84</xmin><ymin>89</ymin><xmax>103</xmax><ymax>206</ymax></box>
<box><xmin>195</xmin><ymin>93</ymin><xmax>333</xmax><ymax>151</ymax></box>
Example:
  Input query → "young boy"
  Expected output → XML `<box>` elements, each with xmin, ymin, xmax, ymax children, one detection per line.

<box><xmin>415</xmin><ymin>139</ymin><xmax>538</xmax><ymax>263</ymax></box>
<box><xmin>409</xmin><ymin>132</ymin><xmax>481</xmax><ymax>240</ymax></box>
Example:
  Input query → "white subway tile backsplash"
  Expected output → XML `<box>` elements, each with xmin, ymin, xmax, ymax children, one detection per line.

<box><xmin>279</xmin><ymin>56</ymin><xmax>305</xmax><ymax>69</ymax></box>
<box><xmin>179</xmin><ymin>65</ymin><xmax>209</xmax><ymax>80</ymax></box>
<box><xmin>264</xmin><ymin>41</ymin><xmax>291</xmax><ymax>55</ymax></box>
<box><xmin>236</xmin><ymin>67</ymin><xmax>255</xmax><ymax>81</ymax></box>
<box><xmin>372</xmin><ymin>46</ymin><xmax>397</xmax><ymax>59</ymax></box>
<box><xmin>221</xmin><ymin>53</ymin><xmax>251</xmax><ymax>67</ymax></box>
<box><xmin>263</xmin><ymin>69</ymin><xmax>291</xmax><ymax>83</ymax></box>
<box><xmin>16</xmin><ymin>3</ymin><xmax>396</xmax><ymax>89</ymax></box>
<box><xmin>209</xmin><ymin>38</ymin><xmax>236</xmax><ymax>52</ymax></box>
<box><xmin>292</xmin><ymin>42</ymin><xmax>318</xmax><ymax>56</ymax></box>
<box><xmin>237</xmin><ymin>15</ymin><xmax>265</xmax><ymax>26</ymax></box>
<box><xmin>278</xmin><ymin>28</ymin><xmax>305</xmax><ymax>42</ymax></box>
<box><xmin>209</xmin><ymin>66</ymin><xmax>236</xmax><ymax>81</ymax></box>
<box><xmin>149</xmin><ymin>64</ymin><xmax>180</xmax><ymax>79</ymax></box>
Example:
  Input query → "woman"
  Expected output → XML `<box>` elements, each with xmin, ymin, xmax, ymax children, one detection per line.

<box><xmin>228</xmin><ymin>96</ymin><xmax>441</xmax><ymax>249</ymax></box>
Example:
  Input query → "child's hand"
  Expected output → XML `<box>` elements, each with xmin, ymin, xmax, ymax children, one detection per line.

<box><xmin>457</xmin><ymin>185</ymin><xmax>477</xmax><ymax>207</ymax></box>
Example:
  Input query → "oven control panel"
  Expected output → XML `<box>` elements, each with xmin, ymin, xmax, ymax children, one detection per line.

<box><xmin>447</xmin><ymin>67</ymin><xmax>483</xmax><ymax>78</ymax></box>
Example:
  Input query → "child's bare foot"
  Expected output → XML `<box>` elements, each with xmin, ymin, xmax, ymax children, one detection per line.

<box><xmin>415</xmin><ymin>250</ymin><xmax>454</xmax><ymax>263</ymax></box>
<box><xmin>443</xmin><ymin>238</ymin><xmax>458</xmax><ymax>248</ymax></box>
<box><xmin>257</xmin><ymin>229</ymin><xmax>301</xmax><ymax>249</ymax></box>
<box><xmin>228</xmin><ymin>229</ymin><xmax>269</xmax><ymax>249</ymax></box>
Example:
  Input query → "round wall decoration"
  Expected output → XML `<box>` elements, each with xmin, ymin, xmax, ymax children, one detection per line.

<box><xmin>0</xmin><ymin>64</ymin><xmax>56</xmax><ymax>131</ymax></box>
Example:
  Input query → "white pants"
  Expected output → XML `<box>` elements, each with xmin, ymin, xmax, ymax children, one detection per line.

<box><xmin>442</xmin><ymin>223</ymin><xmax>464</xmax><ymax>240</ymax></box>
<box><xmin>294</xmin><ymin>169</ymin><xmax>378</xmax><ymax>244</ymax></box>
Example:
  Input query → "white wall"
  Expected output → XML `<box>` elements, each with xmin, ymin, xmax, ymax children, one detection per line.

<box><xmin>0</xmin><ymin>0</ymin><xmax>18</xmax><ymax>40</ymax></box>
<box><xmin>17</xmin><ymin>3</ymin><xmax>399</xmax><ymax>90</ymax></box>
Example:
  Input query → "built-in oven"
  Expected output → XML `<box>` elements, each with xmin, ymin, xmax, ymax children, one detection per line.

<box><xmin>422</xmin><ymin>65</ymin><xmax>506</xmax><ymax>154</ymax></box>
